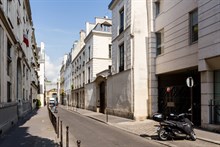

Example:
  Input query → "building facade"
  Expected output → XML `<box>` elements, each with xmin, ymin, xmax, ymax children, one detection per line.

<box><xmin>153</xmin><ymin>0</ymin><xmax>220</xmax><ymax>130</ymax></box>
<box><xmin>0</xmin><ymin>0</ymin><xmax>39</xmax><ymax>135</ymax></box>
<box><xmin>60</xmin><ymin>54</ymin><xmax>68</xmax><ymax>105</ymax></box>
<box><xmin>108</xmin><ymin>0</ymin><xmax>220</xmax><ymax>131</ymax></box>
<box><xmin>37</xmin><ymin>42</ymin><xmax>45</xmax><ymax>107</ymax></box>
<box><xmin>154</xmin><ymin>0</ymin><xmax>201</xmax><ymax>126</ymax></box>
<box><xmin>198</xmin><ymin>0</ymin><xmax>220</xmax><ymax>130</ymax></box>
<box><xmin>108</xmin><ymin>0</ymin><xmax>150</xmax><ymax>120</ymax></box>
<box><xmin>84</xmin><ymin>17</ymin><xmax>112</xmax><ymax>112</ymax></box>
<box><xmin>71</xmin><ymin>31</ymin><xmax>86</xmax><ymax>108</ymax></box>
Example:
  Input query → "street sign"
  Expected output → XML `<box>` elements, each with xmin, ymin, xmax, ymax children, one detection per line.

<box><xmin>186</xmin><ymin>77</ymin><xmax>194</xmax><ymax>87</ymax></box>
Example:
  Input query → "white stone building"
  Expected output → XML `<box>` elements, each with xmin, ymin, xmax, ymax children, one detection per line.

<box><xmin>0</xmin><ymin>0</ymin><xmax>39</xmax><ymax>135</ymax></box>
<box><xmin>64</xmin><ymin>53</ymin><xmax>72</xmax><ymax>106</ymax></box>
<box><xmin>71</xmin><ymin>31</ymin><xmax>86</xmax><ymax>108</ymax></box>
<box><xmin>108</xmin><ymin>0</ymin><xmax>150</xmax><ymax>120</ymax></box>
<box><xmin>37</xmin><ymin>42</ymin><xmax>45</xmax><ymax>107</ymax></box>
<box><xmin>108</xmin><ymin>0</ymin><xmax>220</xmax><ymax>131</ymax></box>
<box><xmin>84</xmin><ymin>17</ymin><xmax>112</xmax><ymax>112</ymax></box>
<box><xmin>60</xmin><ymin>54</ymin><xmax>68</xmax><ymax>105</ymax></box>
<box><xmin>64</xmin><ymin>17</ymin><xmax>112</xmax><ymax>111</ymax></box>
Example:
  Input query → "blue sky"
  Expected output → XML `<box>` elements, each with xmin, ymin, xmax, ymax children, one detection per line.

<box><xmin>30</xmin><ymin>0</ymin><xmax>112</xmax><ymax>82</ymax></box>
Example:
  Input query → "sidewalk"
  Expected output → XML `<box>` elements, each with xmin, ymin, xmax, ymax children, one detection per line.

<box><xmin>0</xmin><ymin>106</ymin><xmax>59</xmax><ymax>147</ymax></box>
<box><xmin>62</xmin><ymin>105</ymin><xmax>220</xmax><ymax>146</ymax></box>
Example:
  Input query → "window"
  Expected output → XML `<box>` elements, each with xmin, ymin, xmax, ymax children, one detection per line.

<box><xmin>155</xmin><ymin>1</ymin><xmax>160</xmax><ymax>17</ymax></box>
<box><xmin>23</xmin><ymin>64</ymin><xmax>25</xmax><ymax>77</ymax></box>
<box><xmin>101</xmin><ymin>24</ymin><xmax>111</xmax><ymax>32</ymax></box>
<box><xmin>7</xmin><ymin>82</ymin><xmax>11</xmax><ymax>102</ymax></box>
<box><xmin>109</xmin><ymin>44</ymin><xmax>112</xmax><ymax>58</ymax></box>
<box><xmin>190</xmin><ymin>9</ymin><xmax>198</xmax><ymax>44</ymax></box>
<box><xmin>119</xmin><ymin>8</ymin><xmax>124</xmax><ymax>34</ymax></box>
<box><xmin>156</xmin><ymin>30</ymin><xmax>164</xmax><ymax>56</ymax></box>
<box><xmin>23</xmin><ymin>88</ymin><xmax>25</xmax><ymax>100</ymax></box>
<box><xmin>26</xmin><ymin>69</ymin><xmax>28</xmax><ymax>80</ymax></box>
<box><xmin>88</xmin><ymin>67</ymin><xmax>90</xmax><ymax>83</ymax></box>
<box><xmin>119</xmin><ymin>43</ymin><xmax>124</xmax><ymax>72</ymax></box>
<box><xmin>7</xmin><ymin>40</ymin><xmax>12</xmax><ymax>76</ymax></box>
<box><xmin>88</xmin><ymin>46</ymin><xmax>91</xmax><ymax>60</ymax></box>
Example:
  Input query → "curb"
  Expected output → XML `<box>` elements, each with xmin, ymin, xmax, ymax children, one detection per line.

<box><xmin>197</xmin><ymin>137</ymin><xmax>220</xmax><ymax>146</ymax></box>
<box><xmin>60</xmin><ymin>106</ymin><xmax>220</xmax><ymax>146</ymax></box>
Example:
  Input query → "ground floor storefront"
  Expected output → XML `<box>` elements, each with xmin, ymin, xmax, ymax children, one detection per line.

<box><xmin>157</xmin><ymin>69</ymin><xmax>201</xmax><ymax>126</ymax></box>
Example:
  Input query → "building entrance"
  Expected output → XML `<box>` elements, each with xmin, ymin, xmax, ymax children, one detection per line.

<box><xmin>158</xmin><ymin>70</ymin><xmax>201</xmax><ymax>126</ymax></box>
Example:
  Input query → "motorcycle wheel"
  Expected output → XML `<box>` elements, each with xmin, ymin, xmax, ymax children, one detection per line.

<box><xmin>190</xmin><ymin>131</ymin><xmax>196</xmax><ymax>141</ymax></box>
<box><xmin>158</xmin><ymin>129</ymin><xmax>169</xmax><ymax>141</ymax></box>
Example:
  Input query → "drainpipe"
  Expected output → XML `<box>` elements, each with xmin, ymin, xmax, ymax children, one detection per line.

<box><xmin>130</xmin><ymin>0</ymin><xmax>135</xmax><ymax>118</ymax></box>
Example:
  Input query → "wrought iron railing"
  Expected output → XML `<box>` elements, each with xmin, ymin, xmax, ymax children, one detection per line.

<box><xmin>209</xmin><ymin>98</ymin><xmax>220</xmax><ymax>124</ymax></box>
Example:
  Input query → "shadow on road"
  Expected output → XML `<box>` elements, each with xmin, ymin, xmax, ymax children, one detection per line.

<box><xmin>0</xmin><ymin>127</ymin><xmax>59</xmax><ymax>147</ymax></box>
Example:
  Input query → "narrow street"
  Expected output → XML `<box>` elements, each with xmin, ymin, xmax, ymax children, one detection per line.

<box><xmin>57</xmin><ymin>107</ymin><xmax>164</xmax><ymax>147</ymax></box>
<box><xmin>57</xmin><ymin>107</ymin><xmax>220</xmax><ymax>147</ymax></box>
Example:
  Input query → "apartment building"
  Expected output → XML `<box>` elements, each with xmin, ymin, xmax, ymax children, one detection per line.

<box><xmin>64</xmin><ymin>53</ymin><xmax>72</xmax><ymax>106</ymax></box>
<box><xmin>153</xmin><ymin>0</ymin><xmax>220</xmax><ymax>131</ymax></box>
<box><xmin>71</xmin><ymin>31</ymin><xmax>86</xmax><ymax>108</ymax></box>
<box><xmin>0</xmin><ymin>0</ymin><xmax>39</xmax><ymax>134</ymax></box>
<box><xmin>62</xmin><ymin>17</ymin><xmax>112</xmax><ymax>111</ymax></box>
<box><xmin>154</xmin><ymin>0</ymin><xmax>201</xmax><ymax>126</ymax></box>
<box><xmin>108</xmin><ymin>0</ymin><xmax>220</xmax><ymax>131</ymax></box>
<box><xmin>60</xmin><ymin>54</ymin><xmax>67</xmax><ymax>105</ymax></box>
<box><xmin>37</xmin><ymin>42</ymin><xmax>45</xmax><ymax>107</ymax></box>
<box><xmin>84</xmin><ymin>17</ymin><xmax>112</xmax><ymax>112</ymax></box>
<box><xmin>198</xmin><ymin>0</ymin><xmax>220</xmax><ymax>130</ymax></box>
<box><xmin>108</xmin><ymin>0</ymin><xmax>150</xmax><ymax>120</ymax></box>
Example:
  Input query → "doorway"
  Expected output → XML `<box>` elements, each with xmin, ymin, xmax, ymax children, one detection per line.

<box><xmin>99</xmin><ymin>81</ymin><xmax>105</xmax><ymax>113</ymax></box>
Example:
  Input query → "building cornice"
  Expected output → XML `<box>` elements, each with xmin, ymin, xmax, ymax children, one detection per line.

<box><xmin>84</xmin><ymin>29</ymin><xmax>112</xmax><ymax>43</ymax></box>
<box><xmin>25</xmin><ymin>0</ymin><xmax>33</xmax><ymax>26</ymax></box>
<box><xmin>0</xmin><ymin>6</ymin><xmax>31</xmax><ymax>70</ymax></box>
<box><xmin>108</xmin><ymin>0</ymin><xmax>118</xmax><ymax>10</ymax></box>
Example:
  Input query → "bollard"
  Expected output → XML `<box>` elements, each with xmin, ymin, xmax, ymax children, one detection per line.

<box><xmin>57</xmin><ymin>117</ymin><xmax>59</xmax><ymax>138</ymax></box>
<box><xmin>66</xmin><ymin>126</ymin><xmax>69</xmax><ymax>147</ymax></box>
<box><xmin>60</xmin><ymin>121</ymin><xmax>63</xmax><ymax>147</ymax></box>
<box><xmin>77</xmin><ymin>140</ymin><xmax>81</xmax><ymax>147</ymax></box>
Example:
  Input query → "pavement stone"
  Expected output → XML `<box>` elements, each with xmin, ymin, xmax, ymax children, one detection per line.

<box><xmin>61</xmin><ymin>105</ymin><xmax>220</xmax><ymax>146</ymax></box>
<box><xmin>0</xmin><ymin>106</ymin><xmax>59</xmax><ymax>147</ymax></box>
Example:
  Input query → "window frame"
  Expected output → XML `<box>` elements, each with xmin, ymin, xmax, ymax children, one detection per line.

<box><xmin>7</xmin><ymin>81</ymin><xmax>11</xmax><ymax>102</ymax></box>
<box><xmin>119</xmin><ymin>43</ymin><xmax>124</xmax><ymax>72</ymax></box>
<box><xmin>109</xmin><ymin>44</ymin><xmax>112</xmax><ymax>58</ymax></box>
<box><xmin>119</xmin><ymin>7</ymin><xmax>124</xmax><ymax>34</ymax></box>
<box><xmin>155</xmin><ymin>1</ymin><xmax>160</xmax><ymax>17</ymax></box>
<box><xmin>7</xmin><ymin>39</ymin><xmax>12</xmax><ymax>76</ymax></box>
<box><xmin>156</xmin><ymin>29</ymin><xmax>164</xmax><ymax>56</ymax></box>
<box><xmin>189</xmin><ymin>9</ymin><xmax>198</xmax><ymax>44</ymax></box>
<box><xmin>88</xmin><ymin>67</ymin><xmax>90</xmax><ymax>83</ymax></box>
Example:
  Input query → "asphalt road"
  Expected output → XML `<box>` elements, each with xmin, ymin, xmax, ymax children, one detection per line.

<box><xmin>57</xmin><ymin>107</ymin><xmax>164</xmax><ymax>147</ymax></box>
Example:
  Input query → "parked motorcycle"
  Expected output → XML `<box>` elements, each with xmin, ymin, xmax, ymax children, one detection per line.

<box><xmin>153</xmin><ymin>110</ymin><xmax>196</xmax><ymax>141</ymax></box>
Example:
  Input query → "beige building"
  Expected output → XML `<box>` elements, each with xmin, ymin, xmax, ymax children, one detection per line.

<box><xmin>0</xmin><ymin>0</ymin><xmax>39</xmax><ymax>134</ymax></box>
<box><xmin>108</xmin><ymin>0</ymin><xmax>220</xmax><ymax>131</ymax></box>
<box><xmin>153</xmin><ymin>0</ymin><xmax>220</xmax><ymax>130</ymax></box>
<box><xmin>198</xmin><ymin>0</ymin><xmax>220</xmax><ymax>130</ymax></box>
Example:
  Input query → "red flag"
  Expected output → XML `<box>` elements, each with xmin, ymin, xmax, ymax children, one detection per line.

<box><xmin>23</xmin><ymin>34</ymin><xmax>29</xmax><ymax>47</ymax></box>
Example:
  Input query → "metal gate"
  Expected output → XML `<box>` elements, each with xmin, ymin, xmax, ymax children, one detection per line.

<box><xmin>158</xmin><ymin>85</ymin><xmax>191</xmax><ymax>116</ymax></box>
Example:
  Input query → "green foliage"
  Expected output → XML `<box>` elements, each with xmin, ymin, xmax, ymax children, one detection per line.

<box><xmin>36</xmin><ymin>99</ymin><xmax>41</xmax><ymax>108</ymax></box>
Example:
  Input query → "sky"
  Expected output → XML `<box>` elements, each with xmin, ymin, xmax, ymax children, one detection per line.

<box><xmin>30</xmin><ymin>0</ymin><xmax>112</xmax><ymax>83</ymax></box>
